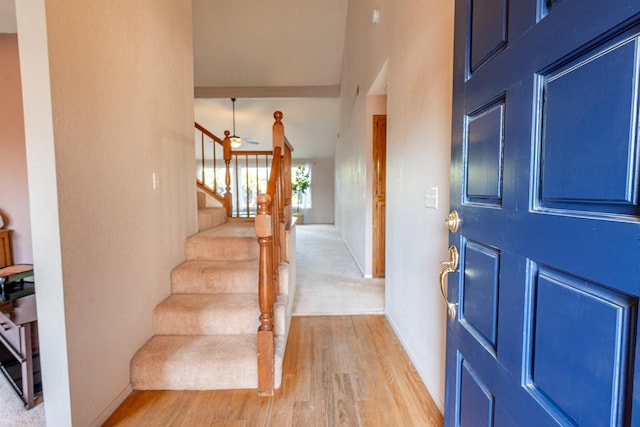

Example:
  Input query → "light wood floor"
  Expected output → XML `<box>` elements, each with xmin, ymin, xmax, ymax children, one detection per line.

<box><xmin>102</xmin><ymin>315</ymin><xmax>443</xmax><ymax>426</ymax></box>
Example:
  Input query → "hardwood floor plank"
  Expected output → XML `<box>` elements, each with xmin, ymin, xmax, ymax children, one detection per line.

<box><xmin>102</xmin><ymin>316</ymin><xmax>443</xmax><ymax>427</ymax></box>
<box><xmin>290</xmin><ymin>400</ymin><xmax>314</xmax><ymax>427</ymax></box>
<box><xmin>102</xmin><ymin>390</ymin><xmax>177</xmax><ymax>426</ymax></box>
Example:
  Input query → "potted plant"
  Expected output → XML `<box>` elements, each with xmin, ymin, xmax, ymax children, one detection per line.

<box><xmin>291</xmin><ymin>166</ymin><xmax>310</xmax><ymax>224</ymax></box>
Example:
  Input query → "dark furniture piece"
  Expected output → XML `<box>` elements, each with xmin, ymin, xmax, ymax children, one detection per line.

<box><xmin>0</xmin><ymin>264</ymin><xmax>40</xmax><ymax>409</ymax></box>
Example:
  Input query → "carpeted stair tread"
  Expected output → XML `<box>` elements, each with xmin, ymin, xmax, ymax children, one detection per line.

<box><xmin>154</xmin><ymin>294</ymin><xmax>259</xmax><ymax>335</ymax></box>
<box><xmin>171</xmin><ymin>259</ymin><xmax>258</xmax><ymax>294</ymax></box>
<box><xmin>185</xmin><ymin>222</ymin><xmax>258</xmax><ymax>261</ymax></box>
<box><xmin>131</xmin><ymin>334</ymin><xmax>258</xmax><ymax>390</ymax></box>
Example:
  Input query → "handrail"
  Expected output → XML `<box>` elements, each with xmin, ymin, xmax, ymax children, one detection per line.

<box><xmin>195</xmin><ymin>121</ymin><xmax>224</xmax><ymax>144</ymax></box>
<box><xmin>255</xmin><ymin>111</ymin><xmax>293</xmax><ymax>396</ymax></box>
<box><xmin>195</xmin><ymin>122</ymin><xmax>274</xmax><ymax>218</ymax></box>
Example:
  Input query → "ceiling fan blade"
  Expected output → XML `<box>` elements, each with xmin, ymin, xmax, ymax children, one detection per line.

<box><xmin>242</xmin><ymin>138</ymin><xmax>260</xmax><ymax>145</ymax></box>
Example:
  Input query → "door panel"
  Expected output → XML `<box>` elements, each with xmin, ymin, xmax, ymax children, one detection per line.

<box><xmin>469</xmin><ymin>0</ymin><xmax>508</xmax><ymax>74</ymax></box>
<box><xmin>465</xmin><ymin>100</ymin><xmax>505</xmax><ymax>203</ymax></box>
<box><xmin>460</xmin><ymin>240</ymin><xmax>500</xmax><ymax>351</ymax></box>
<box><xmin>539</xmin><ymin>34</ymin><xmax>639</xmax><ymax>211</ymax></box>
<box><xmin>525</xmin><ymin>265</ymin><xmax>636</xmax><ymax>425</ymax></box>
<box><xmin>460</xmin><ymin>359</ymin><xmax>495</xmax><ymax>425</ymax></box>
<box><xmin>446</xmin><ymin>0</ymin><xmax>640</xmax><ymax>425</ymax></box>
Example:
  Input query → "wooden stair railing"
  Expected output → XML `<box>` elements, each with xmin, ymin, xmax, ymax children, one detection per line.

<box><xmin>195</xmin><ymin>122</ymin><xmax>228</xmax><ymax>213</ymax></box>
<box><xmin>255</xmin><ymin>112</ymin><xmax>293</xmax><ymax>395</ymax></box>
<box><xmin>195</xmin><ymin>122</ymin><xmax>274</xmax><ymax>219</ymax></box>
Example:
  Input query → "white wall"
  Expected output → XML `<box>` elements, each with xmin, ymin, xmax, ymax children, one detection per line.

<box><xmin>0</xmin><ymin>34</ymin><xmax>32</xmax><ymax>264</ymax></box>
<box><xmin>335</xmin><ymin>0</ymin><xmax>387</xmax><ymax>274</ymax></box>
<box><xmin>336</xmin><ymin>0</ymin><xmax>454</xmax><ymax>410</ymax></box>
<box><xmin>385</xmin><ymin>1</ymin><xmax>454</xmax><ymax>410</ymax></box>
<box><xmin>293</xmin><ymin>158</ymin><xmax>334</xmax><ymax>224</ymax></box>
<box><xmin>16</xmin><ymin>0</ymin><xmax>196</xmax><ymax>425</ymax></box>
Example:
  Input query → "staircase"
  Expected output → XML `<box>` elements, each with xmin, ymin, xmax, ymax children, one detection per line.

<box><xmin>130</xmin><ymin>192</ymin><xmax>294</xmax><ymax>391</ymax></box>
<box><xmin>196</xmin><ymin>191</ymin><xmax>227</xmax><ymax>232</ymax></box>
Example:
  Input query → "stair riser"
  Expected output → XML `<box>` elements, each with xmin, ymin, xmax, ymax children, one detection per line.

<box><xmin>154</xmin><ymin>307</ymin><xmax>259</xmax><ymax>335</ymax></box>
<box><xmin>198</xmin><ymin>208</ymin><xmax>228</xmax><ymax>232</ymax></box>
<box><xmin>171</xmin><ymin>269</ymin><xmax>256</xmax><ymax>294</ymax></box>
<box><xmin>185</xmin><ymin>237</ymin><xmax>258</xmax><ymax>261</ymax></box>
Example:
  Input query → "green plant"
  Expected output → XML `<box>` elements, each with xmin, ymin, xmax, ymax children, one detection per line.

<box><xmin>291</xmin><ymin>166</ymin><xmax>310</xmax><ymax>213</ymax></box>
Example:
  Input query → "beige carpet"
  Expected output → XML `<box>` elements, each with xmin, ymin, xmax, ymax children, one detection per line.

<box><xmin>0</xmin><ymin>377</ymin><xmax>44</xmax><ymax>427</ymax></box>
<box><xmin>293</xmin><ymin>224</ymin><xmax>385</xmax><ymax>315</ymax></box>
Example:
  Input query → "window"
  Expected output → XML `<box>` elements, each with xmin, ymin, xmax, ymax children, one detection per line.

<box><xmin>291</xmin><ymin>164</ymin><xmax>312</xmax><ymax>211</ymax></box>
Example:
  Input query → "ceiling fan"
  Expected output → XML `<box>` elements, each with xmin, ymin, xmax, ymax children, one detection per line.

<box><xmin>229</xmin><ymin>98</ymin><xmax>260</xmax><ymax>149</ymax></box>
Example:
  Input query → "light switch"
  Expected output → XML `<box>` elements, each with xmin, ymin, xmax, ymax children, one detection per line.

<box><xmin>152</xmin><ymin>172</ymin><xmax>160</xmax><ymax>190</ymax></box>
<box><xmin>425</xmin><ymin>187</ymin><xmax>438</xmax><ymax>209</ymax></box>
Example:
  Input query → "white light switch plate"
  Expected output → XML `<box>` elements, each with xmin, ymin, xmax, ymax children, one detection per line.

<box><xmin>425</xmin><ymin>187</ymin><xmax>438</xmax><ymax>209</ymax></box>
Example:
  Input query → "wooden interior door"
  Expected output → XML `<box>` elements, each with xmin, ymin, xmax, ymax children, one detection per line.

<box><xmin>373</xmin><ymin>115</ymin><xmax>386</xmax><ymax>278</ymax></box>
<box><xmin>445</xmin><ymin>1</ymin><xmax>640</xmax><ymax>424</ymax></box>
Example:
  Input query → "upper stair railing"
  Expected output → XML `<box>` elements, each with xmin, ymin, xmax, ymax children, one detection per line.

<box><xmin>195</xmin><ymin>122</ymin><xmax>273</xmax><ymax>218</ymax></box>
<box><xmin>255</xmin><ymin>111</ymin><xmax>293</xmax><ymax>395</ymax></box>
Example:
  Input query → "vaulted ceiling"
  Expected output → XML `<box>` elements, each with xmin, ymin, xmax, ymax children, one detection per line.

<box><xmin>2</xmin><ymin>0</ymin><xmax>349</xmax><ymax>159</ymax></box>
<box><xmin>192</xmin><ymin>0</ymin><xmax>348</xmax><ymax>93</ymax></box>
<box><xmin>192</xmin><ymin>0</ymin><xmax>348</xmax><ymax>159</ymax></box>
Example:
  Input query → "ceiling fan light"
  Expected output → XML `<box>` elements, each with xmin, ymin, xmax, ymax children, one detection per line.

<box><xmin>230</xmin><ymin>135</ymin><xmax>243</xmax><ymax>149</ymax></box>
<box><xmin>229</xmin><ymin>98</ymin><xmax>244</xmax><ymax>149</ymax></box>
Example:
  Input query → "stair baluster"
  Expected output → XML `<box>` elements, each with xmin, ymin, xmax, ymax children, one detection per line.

<box><xmin>223</xmin><ymin>131</ymin><xmax>233</xmax><ymax>217</ymax></box>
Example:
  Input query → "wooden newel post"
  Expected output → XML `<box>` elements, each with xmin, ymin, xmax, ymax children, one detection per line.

<box><xmin>223</xmin><ymin>130</ymin><xmax>233</xmax><ymax>217</ymax></box>
<box><xmin>255</xmin><ymin>193</ymin><xmax>274</xmax><ymax>395</ymax></box>
<box><xmin>272</xmin><ymin>112</ymin><xmax>286</xmax><ymax>283</ymax></box>
<box><xmin>273</xmin><ymin>111</ymin><xmax>284</xmax><ymax>151</ymax></box>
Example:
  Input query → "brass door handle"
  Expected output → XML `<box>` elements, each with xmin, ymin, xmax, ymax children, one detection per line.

<box><xmin>439</xmin><ymin>246</ymin><xmax>459</xmax><ymax>320</ymax></box>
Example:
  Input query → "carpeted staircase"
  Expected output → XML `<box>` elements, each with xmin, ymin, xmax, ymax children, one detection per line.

<box><xmin>130</xmin><ymin>191</ymin><xmax>293</xmax><ymax>391</ymax></box>
<box><xmin>196</xmin><ymin>190</ymin><xmax>228</xmax><ymax>232</ymax></box>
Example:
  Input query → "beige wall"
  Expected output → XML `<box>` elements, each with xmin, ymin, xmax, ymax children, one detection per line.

<box><xmin>0</xmin><ymin>34</ymin><xmax>32</xmax><ymax>264</ymax></box>
<box><xmin>335</xmin><ymin>0</ymin><xmax>387</xmax><ymax>273</ymax></box>
<box><xmin>16</xmin><ymin>0</ymin><xmax>196</xmax><ymax>425</ymax></box>
<box><xmin>293</xmin><ymin>157</ymin><xmax>335</xmax><ymax>224</ymax></box>
<box><xmin>385</xmin><ymin>1</ymin><xmax>454</xmax><ymax>410</ymax></box>
<box><xmin>336</xmin><ymin>0</ymin><xmax>454</xmax><ymax>410</ymax></box>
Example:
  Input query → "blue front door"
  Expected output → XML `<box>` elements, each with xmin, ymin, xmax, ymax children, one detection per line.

<box><xmin>445</xmin><ymin>1</ymin><xmax>640</xmax><ymax>425</ymax></box>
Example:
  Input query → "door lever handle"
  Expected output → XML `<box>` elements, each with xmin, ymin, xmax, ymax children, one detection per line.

<box><xmin>439</xmin><ymin>246</ymin><xmax>459</xmax><ymax>320</ymax></box>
